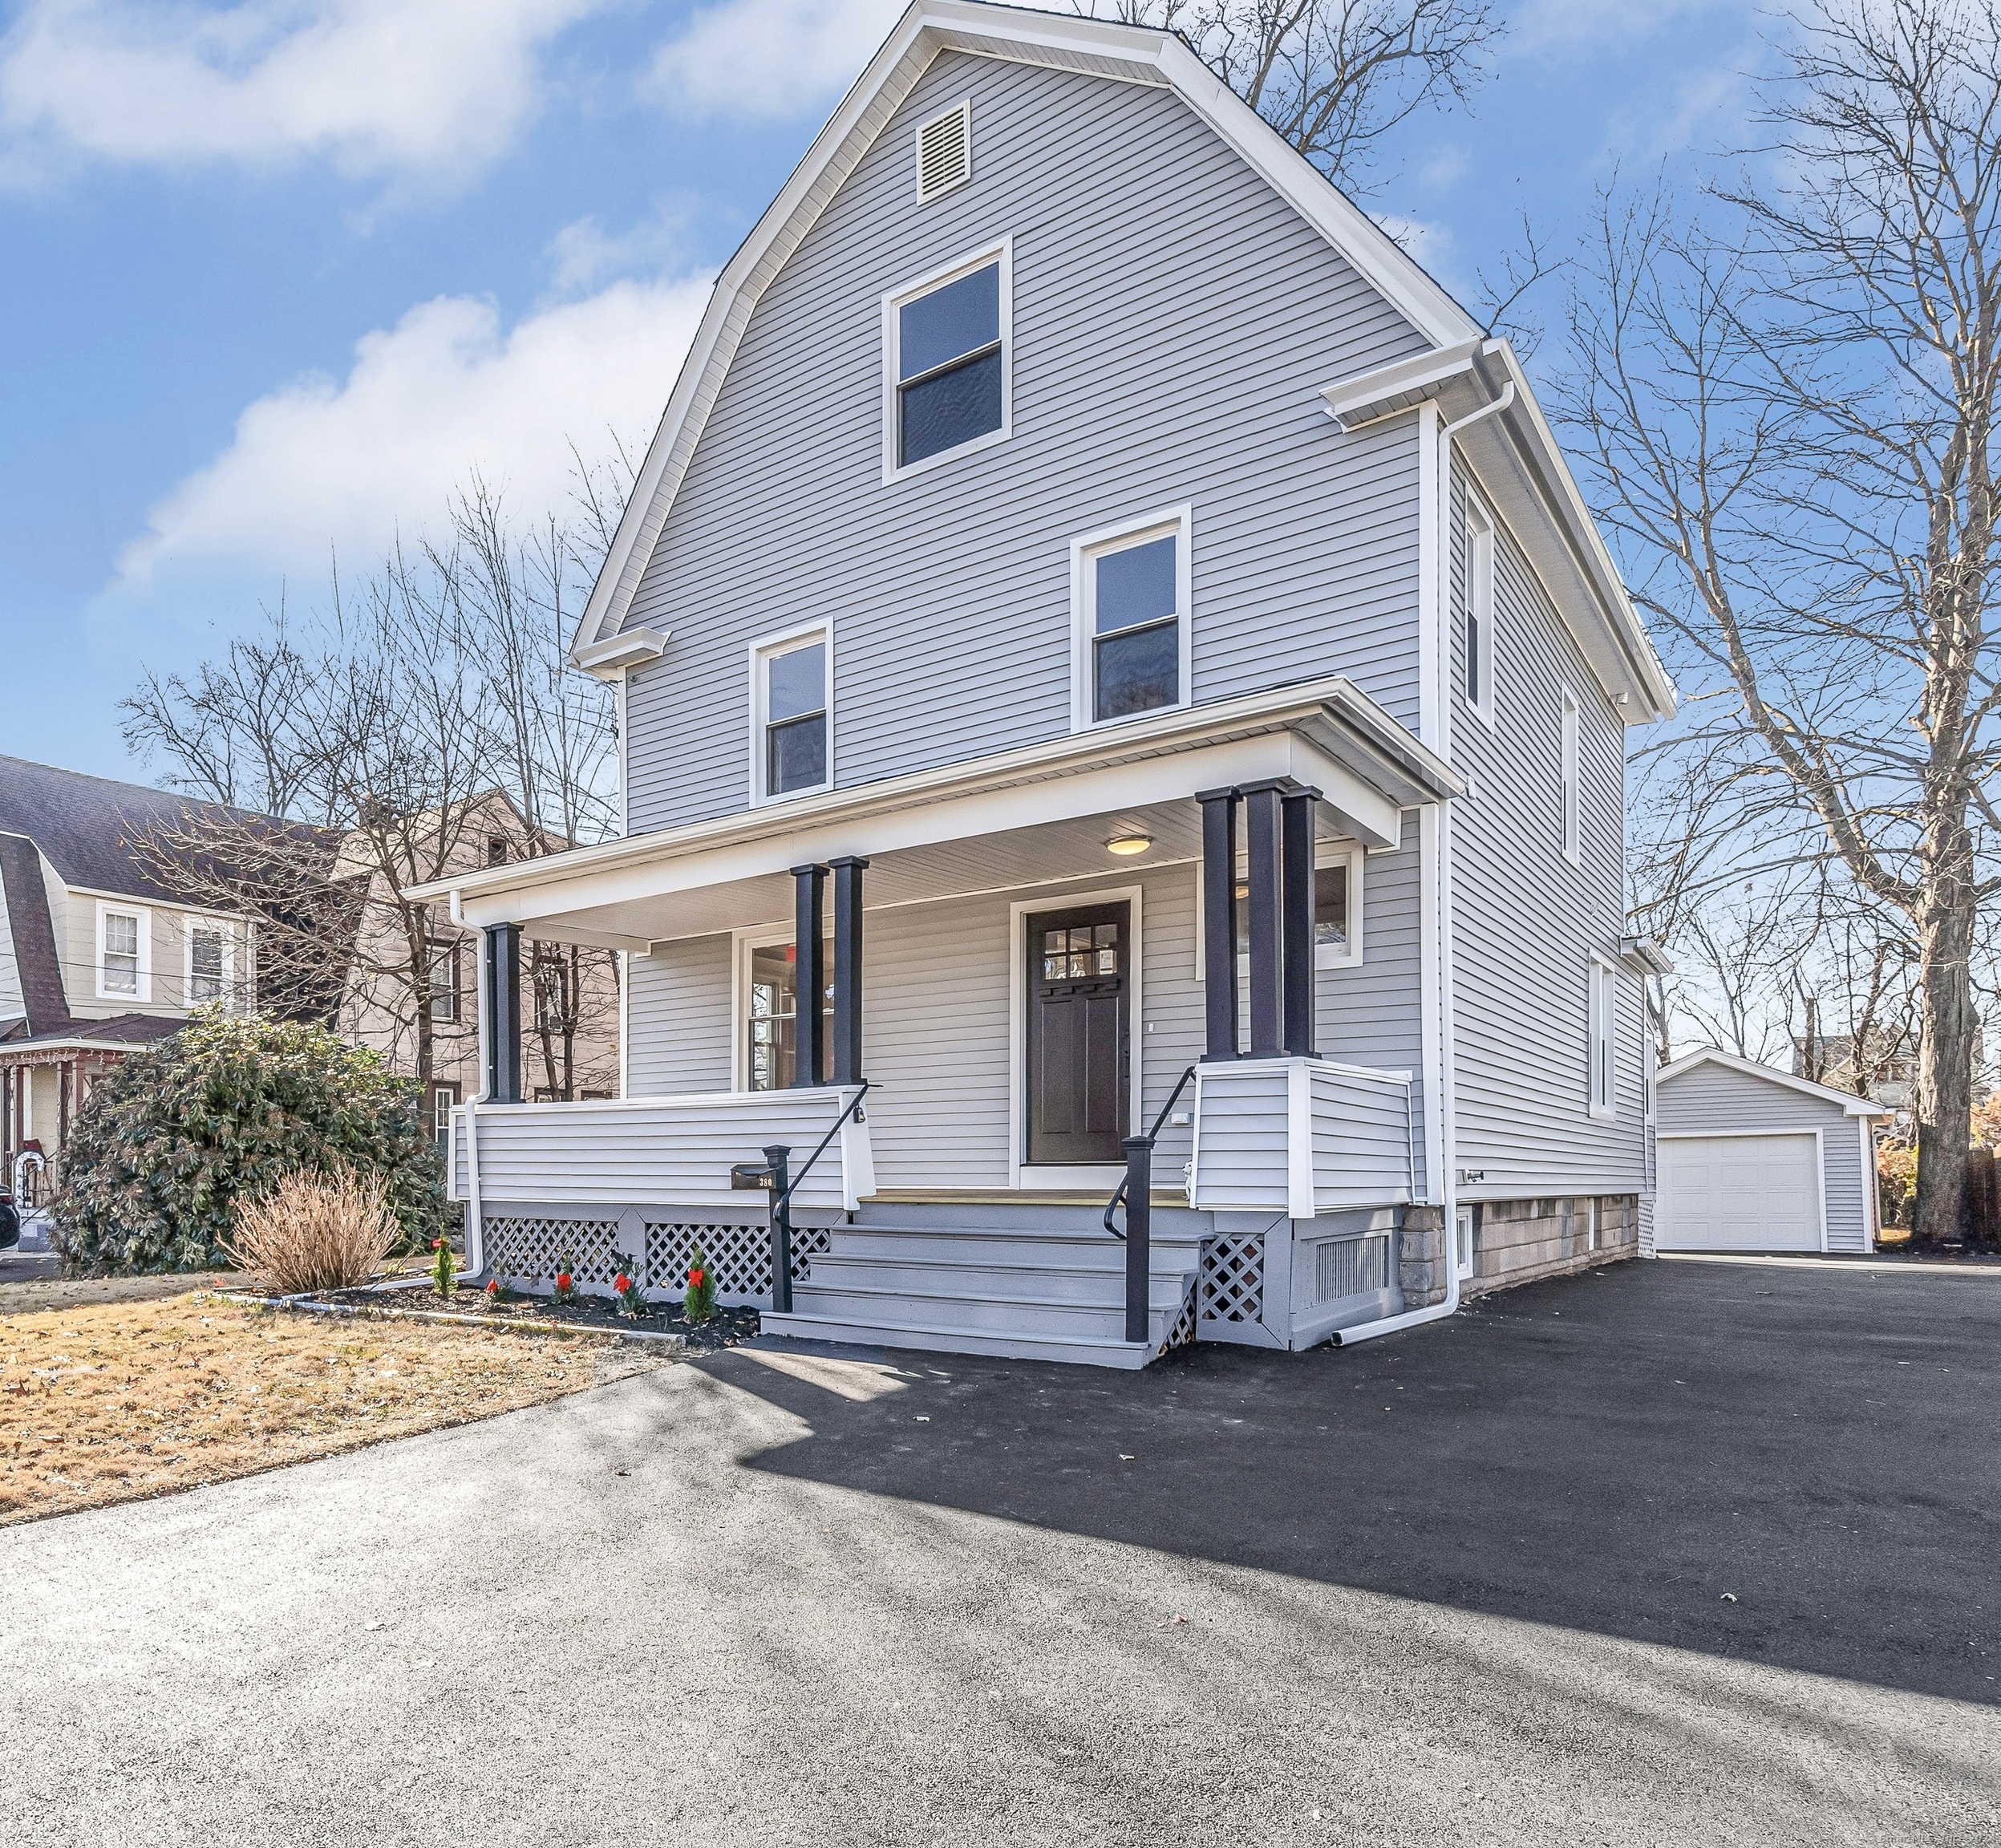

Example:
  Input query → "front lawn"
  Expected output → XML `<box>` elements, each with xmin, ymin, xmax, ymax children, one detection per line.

<box><xmin>0</xmin><ymin>1293</ymin><xmax>654</xmax><ymax>1526</ymax></box>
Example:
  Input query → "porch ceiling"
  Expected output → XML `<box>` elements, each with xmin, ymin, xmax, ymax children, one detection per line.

<box><xmin>410</xmin><ymin>675</ymin><xmax>1460</xmax><ymax>950</ymax></box>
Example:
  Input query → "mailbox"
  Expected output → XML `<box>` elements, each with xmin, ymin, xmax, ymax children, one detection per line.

<box><xmin>731</xmin><ymin>1161</ymin><xmax>776</xmax><ymax>1191</ymax></box>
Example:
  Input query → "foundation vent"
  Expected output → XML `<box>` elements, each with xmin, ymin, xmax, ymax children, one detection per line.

<box><xmin>1315</xmin><ymin>1234</ymin><xmax>1390</xmax><ymax>1304</ymax></box>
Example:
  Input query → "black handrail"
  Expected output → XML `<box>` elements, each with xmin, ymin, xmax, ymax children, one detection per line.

<box><xmin>1103</xmin><ymin>1064</ymin><xmax>1197</xmax><ymax>1240</ymax></box>
<box><xmin>763</xmin><ymin>1080</ymin><xmax>871</xmax><ymax>1315</ymax></box>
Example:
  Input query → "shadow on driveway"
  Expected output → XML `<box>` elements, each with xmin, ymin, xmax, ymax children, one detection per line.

<box><xmin>702</xmin><ymin>1256</ymin><xmax>2001</xmax><ymax>1707</ymax></box>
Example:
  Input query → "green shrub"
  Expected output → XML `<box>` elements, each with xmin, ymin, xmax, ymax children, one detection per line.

<box><xmin>51</xmin><ymin>1011</ymin><xmax>451</xmax><ymax>1275</ymax></box>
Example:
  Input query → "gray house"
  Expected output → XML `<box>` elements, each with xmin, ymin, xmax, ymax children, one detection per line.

<box><xmin>410</xmin><ymin>0</ymin><xmax>1675</xmax><ymax>1367</ymax></box>
<box><xmin>1656</xmin><ymin>1049</ymin><xmax>1890</xmax><ymax>1254</ymax></box>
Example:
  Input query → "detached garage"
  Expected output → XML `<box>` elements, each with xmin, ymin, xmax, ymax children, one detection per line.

<box><xmin>1656</xmin><ymin>1051</ymin><xmax>1893</xmax><ymax>1254</ymax></box>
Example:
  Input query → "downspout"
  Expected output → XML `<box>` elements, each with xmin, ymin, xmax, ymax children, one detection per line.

<box><xmin>1332</xmin><ymin>387</ymin><xmax>1501</xmax><ymax>1347</ymax></box>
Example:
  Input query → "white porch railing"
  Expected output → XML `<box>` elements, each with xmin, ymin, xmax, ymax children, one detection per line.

<box><xmin>447</xmin><ymin>1088</ymin><xmax>875</xmax><ymax>1295</ymax></box>
<box><xmin>1186</xmin><ymin>1057</ymin><xmax>1417</xmax><ymax>1217</ymax></box>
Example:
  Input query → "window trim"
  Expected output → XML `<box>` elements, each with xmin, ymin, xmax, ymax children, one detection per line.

<box><xmin>1588</xmin><ymin>955</ymin><xmax>1617</xmax><ymax>1120</ymax></box>
<box><xmin>1560</xmin><ymin>685</ymin><xmax>1582</xmax><ymax>865</ymax></box>
<box><xmin>184</xmin><ymin>919</ymin><xmax>233</xmax><ymax>1009</ymax></box>
<box><xmin>748</xmin><ymin>619</ymin><xmax>834</xmax><ymax>806</ymax></box>
<box><xmin>881</xmin><ymin>237</ymin><xmax>1013</xmax><ymax>485</ymax></box>
<box><xmin>1464</xmin><ymin>495</ymin><xmax>1497</xmax><ymax>727</ymax></box>
<box><xmin>1193</xmin><ymin>841</ymin><xmax>1364</xmax><ymax>979</ymax></box>
<box><xmin>95</xmin><ymin>902</ymin><xmax>151</xmax><ymax>1003</ymax></box>
<box><xmin>1070</xmin><ymin>504</ymin><xmax>1193</xmax><ymax>733</ymax></box>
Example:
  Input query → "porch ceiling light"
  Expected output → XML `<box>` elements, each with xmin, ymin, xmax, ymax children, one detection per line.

<box><xmin>1105</xmin><ymin>833</ymin><xmax>1153</xmax><ymax>857</ymax></box>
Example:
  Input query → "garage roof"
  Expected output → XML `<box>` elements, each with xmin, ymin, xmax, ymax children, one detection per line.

<box><xmin>1658</xmin><ymin>1048</ymin><xmax>1894</xmax><ymax>1118</ymax></box>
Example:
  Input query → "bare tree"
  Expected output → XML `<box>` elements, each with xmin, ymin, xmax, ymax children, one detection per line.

<box><xmin>1558</xmin><ymin>0</ymin><xmax>2001</xmax><ymax>1240</ymax></box>
<box><xmin>1081</xmin><ymin>0</ymin><xmax>1502</xmax><ymax>189</ymax></box>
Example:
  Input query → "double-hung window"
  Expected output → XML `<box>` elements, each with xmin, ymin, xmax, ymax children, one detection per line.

<box><xmin>886</xmin><ymin>245</ymin><xmax>1009</xmax><ymax>476</ymax></box>
<box><xmin>98</xmin><ymin>905</ymin><xmax>148</xmax><ymax>1001</ymax></box>
<box><xmin>1073</xmin><ymin>509</ymin><xmax>1190</xmax><ymax>727</ymax></box>
<box><xmin>1588</xmin><ymin>958</ymin><xmax>1616</xmax><ymax>1116</ymax></box>
<box><xmin>188</xmin><ymin>924</ymin><xmax>227</xmax><ymax>1005</ymax></box>
<box><xmin>754</xmin><ymin>629</ymin><xmax>830</xmax><ymax>800</ymax></box>
<box><xmin>1465</xmin><ymin>499</ymin><xmax>1495</xmax><ymax>721</ymax></box>
<box><xmin>428</xmin><ymin>938</ymin><xmax>460</xmax><ymax>1023</ymax></box>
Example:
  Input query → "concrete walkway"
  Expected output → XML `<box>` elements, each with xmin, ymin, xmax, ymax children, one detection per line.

<box><xmin>2</xmin><ymin>1258</ymin><xmax>1996</xmax><ymax>1845</ymax></box>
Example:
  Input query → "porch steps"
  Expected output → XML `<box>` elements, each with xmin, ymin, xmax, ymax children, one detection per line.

<box><xmin>759</xmin><ymin>1210</ymin><xmax>1200</xmax><ymax>1371</ymax></box>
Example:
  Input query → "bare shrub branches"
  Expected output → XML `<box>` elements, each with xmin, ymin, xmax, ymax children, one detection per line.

<box><xmin>229</xmin><ymin>1164</ymin><xmax>400</xmax><ymax>1295</ymax></box>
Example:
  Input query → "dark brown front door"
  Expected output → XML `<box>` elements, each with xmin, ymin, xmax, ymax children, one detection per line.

<box><xmin>1025</xmin><ymin>902</ymin><xmax>1131</xmax><ymax>1165</ymax></box>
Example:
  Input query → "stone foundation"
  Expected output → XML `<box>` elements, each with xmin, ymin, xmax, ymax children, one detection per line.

<box><xmin>1462</xmin><ymin>1195</ymin><xmax>1639</xmax><ymax>1298</ymax></box>
<box><xmin>1399</xmin><ymin>1205</ymin><xmax>1449</xmax><ymax>1308</ymax></box>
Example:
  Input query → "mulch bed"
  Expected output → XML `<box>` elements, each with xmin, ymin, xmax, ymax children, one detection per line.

<box><xmin>289</xmin><ymin>1283</ymin><xmax>763</xmax><ymax>1352</ymax></box>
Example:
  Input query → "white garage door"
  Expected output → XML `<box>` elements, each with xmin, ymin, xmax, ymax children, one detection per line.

<box><xmin>1658</xmin><ymin>1133</ymin><xmax>1822</xmax><ymax>1251</ymax></box>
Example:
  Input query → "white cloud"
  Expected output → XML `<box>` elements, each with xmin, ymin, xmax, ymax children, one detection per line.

<box><xmin>0</xmin><ymin>0</ymin><xmax>605</xmax><ymax>189</ymax></box>
<box><xmin>546</xmin><ymin>197</ymin><xmax>699</xmax><ymax>296</ymax></box>
<box><xmin>113</xmin><ymin>273</ymin><xmax>712</xmax><ymax>591</ymax></box>
<box><xmin>647</xmin><ymin>0</ymin><xmax>901</xmax><ymax>119</ymax></box>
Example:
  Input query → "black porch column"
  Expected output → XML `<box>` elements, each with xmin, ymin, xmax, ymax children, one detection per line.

<box><xmin>482</xmin><ymin>922</ymin><xmax>523</xmax><ymax>1104</ymax></box>
<box><xmin>1281</xmin><ymin>783</ymin><xmax>1321</xmax><ymax>1058</ymax></box>
<box><xmin>789</xmin><ymin>863</ymin><xmax>828</xmax><ymax>1088</ymax></box>
<box><xmin>1197</xmin><ymin>786</ymin><xmax>1240</xmax><ymax>1061</ymax></box>
<box><xmin>1240</xmin><ymin>780</ymin><xmax>1286</xmax><ymax>1058</ymax></box>
<box><xmin>828</xmin><ymin>855</ymin><xmax>869</xmax><ymax>1085</ymax></box>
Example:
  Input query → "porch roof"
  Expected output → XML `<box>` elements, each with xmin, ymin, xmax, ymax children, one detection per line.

<box><xmin>408</xmin><ymin>677</ymin><xmax>1462</xmax><ymax>950</ymax></box>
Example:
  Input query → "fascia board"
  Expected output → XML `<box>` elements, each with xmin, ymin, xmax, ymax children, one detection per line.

<box><xmin>572</xmin><ymin>0</ymin><xmax>1485</xmax><ymax>660</ymax></box>
<box><xmin>406</xmin><ymin>674</ymin><xmax>1456</xmax><ymax>914</ymax></box>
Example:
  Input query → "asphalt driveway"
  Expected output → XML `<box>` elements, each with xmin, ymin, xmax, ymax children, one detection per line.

<box><xmin>3</xmin><ymin>1257</ymin><xmax>1996</xmax><ymax>1846</ymax></box>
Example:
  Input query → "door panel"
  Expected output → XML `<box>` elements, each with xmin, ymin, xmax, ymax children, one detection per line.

<box><xmin>1025</xmin><ymin>902</ymin><xmax>1130</xmax><ymax>1165</ymax></box>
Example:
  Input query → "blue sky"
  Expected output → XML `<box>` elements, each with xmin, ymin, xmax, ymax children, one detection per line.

<box><xmin>0</xmin><ymin>0</ymin><xmax>1763</xmax><ymax>783</ymax></box>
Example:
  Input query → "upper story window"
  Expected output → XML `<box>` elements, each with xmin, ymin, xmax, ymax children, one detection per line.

<box><xmin>753</xmin><ymin>627</ymin><xmax>831</xmax><ymax>801</ymax></box>
<box><xmin>1561</xmin><ymin>687</ymin><xmax>1582</xmax><ymax>864</ymax></box>
<box><xmin>884</xmin><ymin>243</ymin><xmax>1010</xmax><ymax>479</ymax></box>
<box><xmin>428</xmin><ymin>938</ymin><xmax>460</xmax><ymax>1023</ymax></box>
<box><xmin>1464</xmin><ymin>498</ymin><xmax>1496</xmax><ymax>722</ymax></box>
<box><xmin>98</xmin><ymin>903</ymin><xmax>148</xmax><ymax>1002</ymax></box>
<box><xmin>487</xmin><ymin>835</ymin><xmax>509</xmax><ymax>866</ymax></box>
<box><xmin>1072</xmin><ymin>507</ymin><xmax>1191</xmax><ymax>728</ymax></box>
<box><xmin>187</xmin><ymin>923</ymin><xmax>228</xmax><ymax>1005</ymax></box>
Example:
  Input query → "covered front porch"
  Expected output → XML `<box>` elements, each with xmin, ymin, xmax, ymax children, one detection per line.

<box><xmin>415</xmin><ymin>676</ymin><xmax>1462</xmax><ymax>1366</ymax></box>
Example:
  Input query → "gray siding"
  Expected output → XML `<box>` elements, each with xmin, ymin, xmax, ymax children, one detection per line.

<box><xmin>626</xmin><ymin>934</ymin><xmax>732</xmax><ymax>1096</ymax></box>
<box><xmin>1658</xmin><ymin>1061</ymin><xmax>1873</xmax><ymax>1254</ymax></box>
<box><xmin>622</xmin><ymin>49</ymin><xmax>1428</xmax><ymax>834</ymax></box>
<box><xmin>1446</xmin><ymin>458</ymin><xmax>1647</xmax><ymax>1198</ymax></box>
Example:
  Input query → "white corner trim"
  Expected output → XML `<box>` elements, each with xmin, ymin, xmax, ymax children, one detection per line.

<box><xmin>1068</xmin><ymin>502</ymin><xmax>1193</xmax><ymax>734</ymax></box>
<box><xmin>1286</xmin><ymin>1059</ymin><xmax>1314</xmax><ymax>1217</ymax></box>
<box><xmin>881</xmin><ymin>237</ymin><xmax>1012</xmax><ymax>486</ymax></box>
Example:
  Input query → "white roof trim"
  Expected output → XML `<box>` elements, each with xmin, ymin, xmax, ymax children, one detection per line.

<box><xmin>572</xmin><ymin>0</ymin><xmax>1482</xmax><ymax>661</ymax></box>
<box><xmin>1658</xmin><ymin>1048</ymin><xmax>1894</xmax><ymax>1117</ymax></box>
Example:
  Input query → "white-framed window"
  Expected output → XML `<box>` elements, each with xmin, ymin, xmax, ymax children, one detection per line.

<box><xmin>1455</xmin><ymin>1206</ymin><xmax>1476</xmax><ymax>1280</ymax></box>
<box><xmin>428</xmin><ymin>938</ymin><xmax>461</xmax><ymax>1023</ymax></box>
<box><xmin>1560</xmin><ymin>686</ymin><xmax>1582</xmax><ymax>865</ymax></box>
<box><xmin>185</xmin><ymin>921</ymin><xmax>230</xmax><ymax>1006</ymax></box>
<box><xmin>914</xmin><ymin>98</ymin><xmax>972</xmax><ymax>202</ymax></box>
<box><xmin>1588</xmin><ymin>957</ymin><xmax>1616</xmax><ymax>1117</ymax></box>
<box><xmin>734</xmin><ymin>927</ymin><xmax>834</xmax><ymax>1092</ymax></box>
<box><xmin>882</xmin><ymin>240</ymin><xmax>1011</xmax><ymax>481</ymax></box>
<box><xmin>96</xmin><ymin>902</ymin><xmax>150</xmax><ymax>1002</ymax></box>
<box><xmin>1464</xmin><ymin>496</ymin><xmax>1496</xmax><ymax>723</ymax></box>
<box><xmin>1071</xmin><ymin>505</ymin><xmax>1192</xmax><ymax>730</ymax></box>
<box><xmin>1194</xmin><ymin>843</ymin><xmax>1363</xmax><ymax>978</ymax></box>
<box><xmin>750</xmin><ymin>624</ymin><xmax>832</xmax><ymax>803</ymax></box>
<box><xmin>429</xmin><ymin>1080</ymin><xmax>460</xmax><ymax>1150</ymax></box>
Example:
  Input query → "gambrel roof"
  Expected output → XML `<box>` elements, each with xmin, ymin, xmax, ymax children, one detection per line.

<box><xmin>575</xmin><ymin>0</ymin><xmax>1674</xmax><ymax>719</ymax></box>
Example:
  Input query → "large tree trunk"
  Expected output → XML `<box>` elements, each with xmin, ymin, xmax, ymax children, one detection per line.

<box><xmin>1913</xmin><ymin>818</ymin><xmax>1978</xmax><ymax>1242</ymax></box>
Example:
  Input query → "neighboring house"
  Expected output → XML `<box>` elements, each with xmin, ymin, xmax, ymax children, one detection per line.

<box><xmin>411</xmin><ymin>0</ymin><xmax>1677</xmax><ymax>1367</ymax></box>
<box><xmin>0</xmin><ymin>756</ymin><xmax>271</xmax><ymax>1195</ymax></box>
<box><xmin>1656</xmin><ymin>1049</ymin><xmax>1891</xmax><ymax>1254</ymax></box>
<box><xmin>1792</xmin><ymin>1027</ymin><xmax>1983</xmax><ymax>1116</ymax></box>
<box><xmin>335</xmin><ymin>791</ymin><xmax>621</xmax><ymax>1148</ymax></box>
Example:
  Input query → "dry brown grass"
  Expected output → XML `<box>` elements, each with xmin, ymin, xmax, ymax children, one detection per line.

<box><xmin>0</xmin><ymin>1293</ymin><xmax>638</xmax><ymax>1526</ymax></box>
<box><xmin>229</xmin><ymin>1165</ymin><xmax>398</xmax><ymax>1294</ymax></box>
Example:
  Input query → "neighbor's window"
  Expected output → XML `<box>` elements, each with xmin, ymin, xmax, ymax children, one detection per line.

<box><xmin>755</xmin><ymin>632</ymin><xmax>829</xmax><ymax>799</ymax></box>
<box><xmin>1465</xmin><ymin>500</ymin><xmax>1495</xmax><ymax>719</ymax></box>
<box><xmin>1078</xmin><ymin>513</ymin><xmax>1188</xmax><ymax>725</ymax></box>
<box><xmin>1588</xmin><ymin>960</ymin><xmax>1615</xmax><ymax>1116</ymax></box>
<box><xmin>188</xmin><ymin>925</ymin><xmax>227</xmax><ymax>1004</ymax></box>
<box><xmin>429</xmin><ymin>1082</ymin><xmax>460</xmax><ymax>1149</ymax></box>
<box><xmin>1561</xmin><ymin>687</ymin><xmax>1582</xmax><ymax>864</ymax></box>
<box><xmin>892</xmin><ymin>253</ymin><xmax>1005</xmax><ymax>470</ymax></box>
<box><xmin>428</xmin><ymin>938</ymin><xmax>460</xmax><ymax>1023</ymax></box>
<box><xmin>101</xmin><ymin>910</ymin><xmax>140</xmax><ymax>997</ymax></box>
<box><xmin>745</xmin><ymin>941</ymin><xmax>834</xmax><ymax>1091</ymax></box>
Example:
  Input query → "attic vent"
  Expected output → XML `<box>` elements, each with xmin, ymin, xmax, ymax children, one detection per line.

<box><xmin>916</xmin><ymin>100</ymin><xmax>971</xmax><ymax>202</ymax></box>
